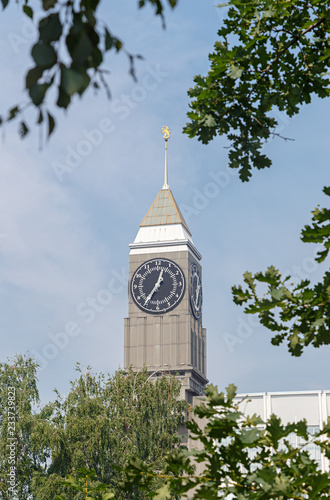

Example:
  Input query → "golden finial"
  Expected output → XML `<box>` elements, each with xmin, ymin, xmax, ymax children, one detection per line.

<box><xmin>162</xmin><ymin>126</ymin><xmax>171</xmax><ymax>140</ymax></box>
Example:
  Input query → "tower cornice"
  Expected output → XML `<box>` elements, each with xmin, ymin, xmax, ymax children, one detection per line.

<box><xmin>129</xmin><ymin>237</ymin><xmax>202</xmax><ymax>261</ymax></box>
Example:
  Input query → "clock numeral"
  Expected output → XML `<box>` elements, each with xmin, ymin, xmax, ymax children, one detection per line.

<box><xmin>156</xmin><ymin>306</ymin><xmax>159</xmax><ymax>310</ymax></box>
<box><xmin>136</xmin><ymin>273</ymin><xmax>141</xmax><ymax>278</ymax></box>
<box><xmin>178</xmin><ymin>281</ymin><xmax>182</xmax><ymax>286</ymax></box>
<box><xmin>134</xmin><ymin>284</ymin><xmax>137</xmax><ymax>289</ymax></box>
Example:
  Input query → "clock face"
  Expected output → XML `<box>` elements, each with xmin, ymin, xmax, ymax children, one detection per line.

<box><xmin>190</xmin><ymin>263</ymin><xmax>202</xmax><ymax>319</ymax></box>
<box><xmin>131</xmin><ymin>258</ymin><xmax>185</xmax><ymax>314</ymax></box>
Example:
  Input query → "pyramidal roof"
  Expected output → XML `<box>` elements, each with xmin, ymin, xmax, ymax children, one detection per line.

<box><xmin>140</xmin><ymin>187</ymin><xmax>191</xmax><ymax>236</ymax></box>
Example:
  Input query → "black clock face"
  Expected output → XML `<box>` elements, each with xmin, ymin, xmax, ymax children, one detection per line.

<box><xmin>190</xmin><ymin>263</ymin><xmax>202</xmax><ymax>319</ymax></box>
<box><xmin>131</xmin><ymin>258</ymin><xmax>185</xmax><ymax>314</ymax></box>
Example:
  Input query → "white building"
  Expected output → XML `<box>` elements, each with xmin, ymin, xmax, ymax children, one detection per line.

<box><xmin>234</xmin><ymin>390</ymin><xmax>330</xmax><ymax>472</ymax></box>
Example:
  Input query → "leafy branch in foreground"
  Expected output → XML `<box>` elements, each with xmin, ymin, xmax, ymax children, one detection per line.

<box><xmin>120</xmin><ymin>384</ymin><xmax>330</xmax><ymax>499</ymax></box>
<box><xmin>0</xmin><ymin>0</ymin><xmax>178</xmax><ymax>140</ymax></box>
<box><xmin>184</xmin><ymin>0</ymin><xmax>330</xmax><ymax>181</ymax></box>
<box><xmin>232</xmin><ymin>186</ymin><xmax>330</xmax><ymax>356</ymax></box>
<box><xmin>302</xmin><ymin>187</ymin><xmax>330</xmax><ymax>262</ymax></box>
<box><xmin>55</xmin><ymin>468</ymin><xmax>115</xmax><ymax>500</ymax></box>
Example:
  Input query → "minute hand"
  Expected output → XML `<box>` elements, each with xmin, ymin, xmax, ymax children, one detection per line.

<box><xmin>144</xmin><ymin>270</ymin><xmax>164</xmax><ymax>305</ymax></box>
<box><xmin>195</xmin><ymin>283</ymin><xmax>201</xmax><ymax>308</ymax></box>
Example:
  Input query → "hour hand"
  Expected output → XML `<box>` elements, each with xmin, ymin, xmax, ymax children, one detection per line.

<box><xmin>153</xmin><ymin>270</ymin><xmax>164</xmax><ymax>293</ymax></box>
<box><xmin>156</xmin><ymin>270</ymin><xmax>164</xmax><ymax>287</ymax></box>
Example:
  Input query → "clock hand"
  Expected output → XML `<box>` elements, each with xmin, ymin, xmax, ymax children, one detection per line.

<box><xmin>144</xmin><ymin>270</ymin><xmax>164</xmax><ymax>305</ymax></box>
<box><xmin>195</xmin><ymin>275</ymin><xmax>200</xmax><ymax>302</ymax></box>
<box><xmin>156</xmin><ymin>270</ymin><xmax>164</xmax><ymax>286</ymax></box>
<box><xmin>193</xmin><ymin>273</ymin><xmax>202</xmax><ymax>310</ymax></box>
<box><xmin>144</xmin><ymin>285</ymin><xmax>159</xmax><ymax>305</ymax></box>
<box><xmin>195</xmin><ymin>284</ymin><xmax>200</xmax><ymax>305</ymax></box>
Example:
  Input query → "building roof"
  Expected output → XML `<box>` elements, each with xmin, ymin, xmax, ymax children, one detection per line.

<box><xmin>140</xmin><ymin>187</ymin><xmax>191</xmax><ymax>235</ymax></box>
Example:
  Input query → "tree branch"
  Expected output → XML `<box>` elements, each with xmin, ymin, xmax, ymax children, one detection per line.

<box><xmin>248</xmin><ymin>16</ymin><xmax>327</xmax><ymax>99</ymax></box>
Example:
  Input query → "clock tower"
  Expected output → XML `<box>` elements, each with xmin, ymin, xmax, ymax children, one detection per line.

<box><xmin>124</xmin><ymin>128</ymin><xmax>207</xmax><ymax>403</ymax></box>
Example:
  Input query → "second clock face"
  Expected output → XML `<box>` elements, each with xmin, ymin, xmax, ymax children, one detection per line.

<box><xmin>190</xmin><ymin>263</ymin><xmax>203</xmax><ymax>319</ymax></box>
<box><xmin>131</xmin><ymin>258</ymin><xmax>185</xmax><ymax>314</ymax></box>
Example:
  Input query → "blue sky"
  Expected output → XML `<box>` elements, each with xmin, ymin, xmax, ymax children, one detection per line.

<box><xmin>0</xmin><ymin>0</ymin><xmax>329</xmax><ymax>404</ymax></box>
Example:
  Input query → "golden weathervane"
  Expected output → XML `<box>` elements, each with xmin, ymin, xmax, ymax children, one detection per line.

<box><xmin>162</xmin><ymin>126</ymin><xmax>171</xmax><ymax>140</ymax></box>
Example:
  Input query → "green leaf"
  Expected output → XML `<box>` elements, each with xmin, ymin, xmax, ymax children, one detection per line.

<box><xmin>203</xmin><ymin>114</ymin><xmax>216</xmax><ymax>127</ymax></box>
<box><xmin>240</xmin><ymin>427</ymin><xmax>261</xmax><ymax>444</ymax></box>
<box><xmin>8</xmin><ymin>106</ymin><xmax>19</xmax><ymax>120</ymax></box>
<box><xmin>225</xmin><ymin>411</ymin><xmax>242</xmax><ymax>422</ymax></box>
<box><xmin>18</xmin><ymin>121</ymin><xmax>29</xmax><ymax>138</ymax></box>
<box><xmin>154</xmin><ymin>483</ymin><xmax>172</xmax><ymax>499</ymax></box>
<box><xmin>243</xmin><ymin>271</ymin><xmax>255</xmax><ymax>289</ymax></box>
<box><xmin>23</xmin><ymin>5</ymin><xmax>33</xmax><ymax>18</ymax></box>
<box><xmin>37</xmin><ymin>110</ymin><xmax>44</xmax><ymax>124</ymax></box>
<box><xmin>115</xmin><ymin>39</ymin><xmax>123</xmax><ymax>52</ymax></box>
<box><xmin>29</xmin><ymin>83</ymin><xmax>49</xmax><ymax>106</ymax></box>
<box><xmin>228</xmin><ymin>65</ymin><xmax>243</xmax><ymax>78</ymax></box>
<box><xmin>226</xmin><ymin>383</ymin><xmax>237</xmax><ymax>403</ymax></box>
<box><xmin>39</xmin><ymin>13</ymin><xmax>62</xmax><ymax>43</ymax></box>
<box><xmin>60</xmin><ymin>67</ymin><xmax>91</xmax><ymax>96</ymax></box>
<box><xmin>47</xmin><ymin>111</ymin><xmax>56</xmax><ymax>138</ymax></box>
<box><xmin>266</xmin><ymin>415</ymin><xmax>284</xmax><ymax>446</ymax></box>
<box><xmin>270</xmin><ymin>287</ymin><xmax>286</xmax><ymax>301</ymax></box>
<box><xmin>274</xmin><ymin>475</ymin><xmax>289</xmax><ymax>494</ymax></box>
<box><xmin>105</xmin><ymin>28</ymin><xmax>113</xmax><ymax>51</ymax></box>
<box><xmin>319</xmin><ymin>47</ymin><xmax>330</xmax><ymax>62</ymax></box>
<box><xmin>56</xmin><ymin>87</ymin><xmax>71</xmax><ymax>109</ymax></box>
<box><xmin>66</xmin><ymin>28</ymin><xmax>93</xmax><ymax>68</ymax></box>
<box><xmin>263</xmin><ymin>10</ymin><xmax>273</xmax><ymax>18</ymax></box>
<box><xmin>62</xmin><ymin>478</ymin><xmax>80</xmax><ymax>489</ymax></box>
<box><xmin>31</xmin><ymin>42</ymin><xmax>57</xmax><ymax>69</ymax></box>
<box><xmin>312</xmin><ymin>318</ymin><xmax>326</xmax><ymax>328</ymax></box>
<box><xmin>25</xmin><ymin>66</ymin><xmax>44</xmax><ymax>89</ymax></box>
<box><xmin>42</xmin><ymin>0</ymin><xmax>57</xmax><ymax>9</ymax></box>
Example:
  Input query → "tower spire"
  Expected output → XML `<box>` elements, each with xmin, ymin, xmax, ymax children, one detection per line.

<box><xmin>161</xmin><ymin>126</ymin><xmax>170</xmax><ymax>189</ymax></box>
